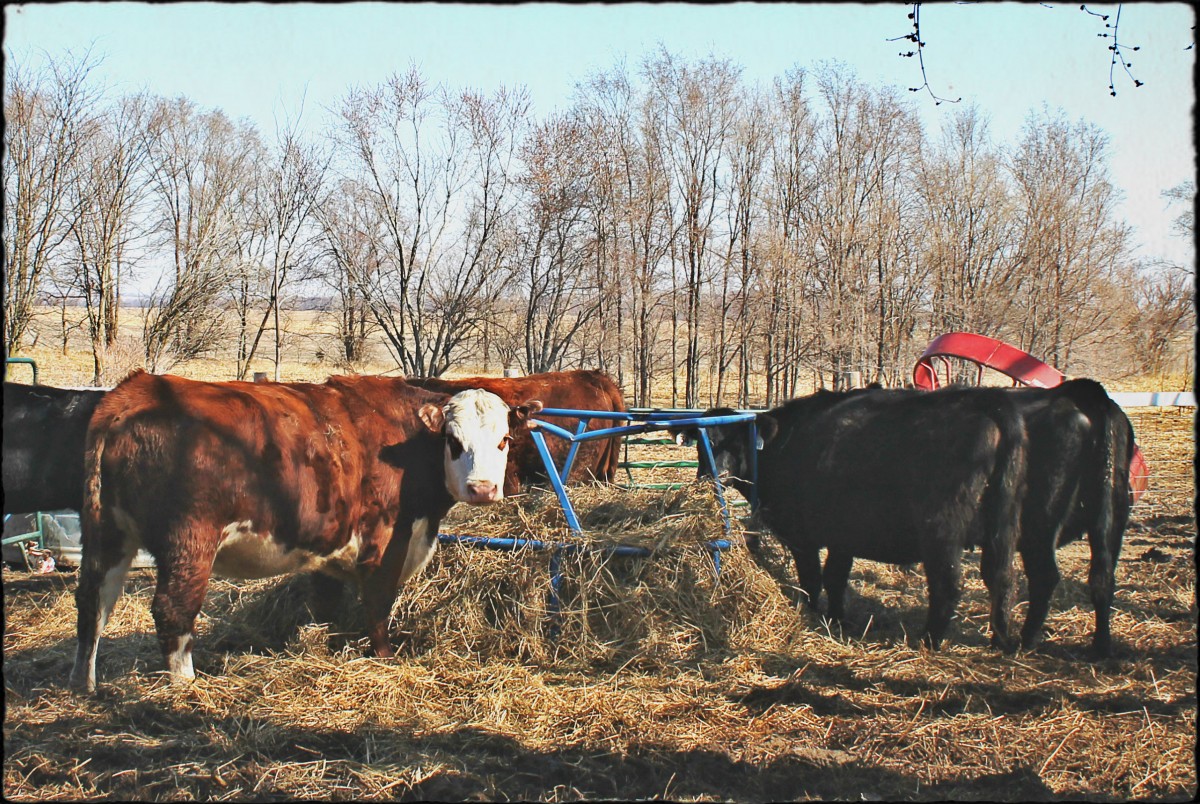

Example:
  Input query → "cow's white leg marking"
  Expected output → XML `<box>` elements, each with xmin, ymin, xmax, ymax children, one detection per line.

<box><xmin>165</xmin><ymin>633</ymin><xmax>195</xmax><ymax>681</ymax></box>
<box><xmin>399</xmin><ymin>517</ymin><xmax>438</xmax><ymax>585</ymax></box>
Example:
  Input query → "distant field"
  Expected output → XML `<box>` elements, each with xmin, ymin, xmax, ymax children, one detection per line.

<box><xmin>5</xmin><ymin>305</ymin><xmax>1192</xmax><ymax>401</ymax></box>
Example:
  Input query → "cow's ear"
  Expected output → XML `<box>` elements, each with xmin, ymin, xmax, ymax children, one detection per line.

<box><xmin>756</xmin><ymin>414</ymin><xmax>779</xmax><ymax>447</ymax></box>
<box><xmin>419</xmin><ymin>403</ymin><xmax>445</xmax><ymax>433</ymax></box>
<box><xmin>511</xmin><ymin>399</ymin><xmax>544</xmax><ymax>429</ymax></box>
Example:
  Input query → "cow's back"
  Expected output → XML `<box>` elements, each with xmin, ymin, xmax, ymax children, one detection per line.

<box><xmin>3</xmin><ymin>382</ymin><xmax>106</xmax><ymax>514</ymax></box>
<box><xmin>756</xmin><ymin>388</ymin><xmax>1024</xmax><ymax>563</ymax></box>
<box><xmin>86</xmin><ymin>371</ymin><xmax>447</xmax><ymax>562</ymax></box>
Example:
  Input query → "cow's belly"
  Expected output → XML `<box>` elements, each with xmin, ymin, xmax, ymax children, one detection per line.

<box><xmin>212</xmin><ymin>521</ymin><xmax>360</xmax><ymax>580</ymax></box>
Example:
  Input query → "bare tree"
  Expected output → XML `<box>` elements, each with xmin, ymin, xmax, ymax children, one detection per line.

<box><xmin>314</xmin><ymin>178</ymin><xmax>384</xmax><ymax>368</ymax></box>
<box><xmin>644</xmin><ymin>48</ymin><xmax>741</xmax><ymax>407</ymax></box>
<box><xmin>3</xmin><ymin>50</ymin><xmax>101</xmax><ymax>355</ymax></box>
<box><xmin>760</xmin><ymin>68</ymin><xmax>818</xmax><ymax>403</ymax></box>
<box><xmin>1130</xmin><ymin>265</ymin><xmax>1193</xmax><ymax>378</ymax></box>
<box><xmin>918</xmin><ymin>105</ymin><xmax>1020</xmax><ymax>348</ymax></box>
<box><xmin>1162</xmin><ymin>180</ymin><xmax>1195</xmax><ymax>241</ymax></box>
<box><xmin>572</xmin><ymin>63</ymin><xmax>678</xmax><ymax>405</ymax></box>
<box><xmin>64</xmin><ymin>92</ymin><xmax>152</xmax><ymax>384</ymax></box>
<box><xmin>232</xmin><ymin>116</ymin><xmax>330</xmax><ymax>379</ymax></box>
<box><xmin>332</xmin><ymin>68</ymin><xmax>527</xmax><ymax>376</ymax></box>
<box><xmin>714</xmin><ymin>86</ymin><xmax>768</xmax><ymax>406</ymax></box>
<box><xmin>1127</xmin><ymin>181</ymin><xmax>1196</xmax><ymax>380</ymax></box>
<box><xmin>514</xmin><ymin>114</ymin><xmax>598</xmax><ymax>373</ymax></box>
<box><xmin>1007</xmin><ymin>107</ymin><xmax>1133</xmax><ymax>371</ymax></box>
<box><xmin>795</xmin><ymin>63</ymin><xmax>919</xmax><ymax>387</ymax></box>
<box><xmin>141</xmin><ymin>96</ymin><xmax>260</xmax><ymax>371</ymax></box>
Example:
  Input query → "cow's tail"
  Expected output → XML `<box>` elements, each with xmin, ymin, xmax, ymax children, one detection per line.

<box><xmin>978</xmin><ymin>400</ymin><xmax>1027</xmax><ymax>650</ymax></box>
<box><xmin>981</xmin><ymin>401</ymin><xmax>1028</xmax><ymax>554</ymax></box>
<box><xmin>597</xmin><ymin>431</ymin><xmax>622</xmax><ymax>483</ymax></box>
<box><xmin>1059</xmin><ymin>379</ymin><xmax>1133</xmax><ymax>654</ymax></box>
<box><xmin>1061</xmin><ymin>379</ymin><xmax>1133</xmax><ymax>539</ymax></box>
<box><xmin>599</xmin><ymin>378</ymin><xmax>629</xmax><ymax>484</ymax></box>
<box><xmin>80</xmin><ymin>420</ymin><xmax>108</xmax><ymax>558</ymax></box>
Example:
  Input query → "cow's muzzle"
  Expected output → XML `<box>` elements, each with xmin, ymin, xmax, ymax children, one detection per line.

<box><xmin>464</xmin><ymin>480</ymin><xmax>502</xmax><ymax>504</ymax></box>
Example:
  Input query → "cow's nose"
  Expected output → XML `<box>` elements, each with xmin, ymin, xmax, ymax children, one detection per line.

<box><xmin>466</xmin><ymin>480</ymin><xmax>500</xmax><ymax>503</ymax></box>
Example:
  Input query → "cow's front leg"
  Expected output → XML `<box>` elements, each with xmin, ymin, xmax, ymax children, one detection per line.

<box><xmin>359</xmin><ymin>516</ymin><xmax>440</xmax><ymax>658</ymax></box>
<box><xmin>821</xmin><ymin>551</ymin><xmax>854</xmax><ymax>623</ymax></box>
<box><xmin>788</xmin><ymin>542</ymin><xmax>823</xmax><ymax>613</ymax></box>
<box><xmin>308</xmin><ymin>572</ymin><xmax>345</xmax><ymax>625</ymax></box>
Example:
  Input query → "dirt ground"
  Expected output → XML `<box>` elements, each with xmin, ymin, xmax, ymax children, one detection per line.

<box><xmin>2</xmin><ymin>408</ymin><xmax>1195</xmax><ymax>802</ymax></box>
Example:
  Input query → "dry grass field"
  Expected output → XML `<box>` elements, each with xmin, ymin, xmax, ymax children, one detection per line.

<box><xmin>3</xmin><ymin>310</ymin><xmax>1196</xmax><ymax>801</ymax></box>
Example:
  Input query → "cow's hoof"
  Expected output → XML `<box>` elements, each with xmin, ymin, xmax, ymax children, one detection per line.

<box><xmin>67</xmin><ymin>675</ymin><xmax>96</xmax><ymax>694</ymax></box>
<box><xmin>1020</xmin><ymin>629</ymin><xmax>1044</xmax><ymax>652</ymax></box>
<box><xmin>991</xmin><ymin>634</ymin><xmax>1019</xmax><ymax>654</ymax></box>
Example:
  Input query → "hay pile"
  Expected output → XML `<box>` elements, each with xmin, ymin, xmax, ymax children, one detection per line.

<box><xmin>196</xmin><ymin>482</ymin><xmax>807</xmax><ymax>672</ymax></box>
<box><xmin>3</xmin><ymin>442</ymin><xmax>1195</xmax><ymax>800</ymax></box>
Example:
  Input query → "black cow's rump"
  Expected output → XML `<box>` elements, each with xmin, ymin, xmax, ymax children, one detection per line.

<box><xmin>1005</xmin><ymin>379</ymin><xmax>1134</xmax><ymax>656</ymax></box>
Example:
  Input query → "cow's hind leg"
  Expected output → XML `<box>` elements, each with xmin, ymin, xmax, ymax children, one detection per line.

<box><xmin>70</xmin><ymin>535</ymin><xmax>138</xmax><ymax>692</ymax></box>
<box><xmin>980</xmin><ymin>537</ymin><xmax>1018</xmax><ymax>653</ymax></box>
<box><xmin>149</xmin><ymin>522</ymin><xmax>218</xmax><ymax>683</ymax></box>
<box><xmin>1019</xmin><ymin>536</ymin><xmax>1060</xmax><ymax>651</ymax></box>
<box><xmin>921</xmin><ymin>550</ymin><xmax>962</xmax><ymax>650</ymax></box>
<box><xmin>1087</xmin><ymin>529</ymin><xmax>1120</xmax><ymax>658</ymax></box>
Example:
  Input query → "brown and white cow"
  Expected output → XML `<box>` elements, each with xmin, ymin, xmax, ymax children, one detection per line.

<box><xmin>69</xmin><ymin>370</ymin><xmax>541</xmax><ymax>692</ymax></box>
<box><xmin>406</xmin><ymin>369</ymin><xmax>626</xmax><ymax>494</ymax></box>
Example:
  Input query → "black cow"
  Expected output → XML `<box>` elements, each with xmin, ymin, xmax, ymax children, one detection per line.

<box><xmin>1006</xmin><ymin>379</ymin><xmax>1134</xmax><ymax>656</ymax></box>
<box><xmin>677</xmin><ymin>387</ymin><xmax>1028</xmax><ymax>651</ymax></box>
<box><xmin>3</xmin><ymin>382</ymin><xmax>107</xmax><ymax>515</ymax></box>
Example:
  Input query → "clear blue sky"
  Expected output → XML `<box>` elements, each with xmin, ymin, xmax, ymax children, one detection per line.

<box><xmin>5</xmin><ymin>2</ymin><xmax>1195</xmax><ymax>270</ymax></box>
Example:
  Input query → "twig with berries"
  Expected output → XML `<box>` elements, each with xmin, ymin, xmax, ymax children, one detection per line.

<box><xmin>889</xmin><ymin>3</ymin><xmax>962</xmax><ymax>105</ymax></box>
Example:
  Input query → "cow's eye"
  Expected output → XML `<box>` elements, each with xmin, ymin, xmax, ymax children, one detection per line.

<box><xmin>498</xmin><ymin>435</ymin><xmax>513</xmax><ymax>450</ymax></box>
<box><xmin>446</xmin><ymin>434</ymin><xmax>464</xmax><ymax>459</ymax></box>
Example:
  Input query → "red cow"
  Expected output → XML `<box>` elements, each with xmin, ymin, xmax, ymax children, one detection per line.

<box><xmin>69</xmin><ymin>370</ymin><xmax>541</xmax><ymax>692</ymax></box>
<box><xmin>406</xmin><ymin>370</ymin><xmax>626</xmax><ymax>494</ymax></box>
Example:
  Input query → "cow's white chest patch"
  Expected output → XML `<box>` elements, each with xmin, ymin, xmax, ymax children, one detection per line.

<box><xmin>212</xmin><ymin>522</ymin><xmax>361</xmax><ymax>580</ymax></box>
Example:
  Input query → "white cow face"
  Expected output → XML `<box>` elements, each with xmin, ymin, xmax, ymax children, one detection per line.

<box><xmin>418</xmin><ymin>389</ymin><xmax>541</xmax><ymax>505</ymax></box>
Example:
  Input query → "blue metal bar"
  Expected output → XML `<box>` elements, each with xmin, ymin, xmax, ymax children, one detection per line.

<box><xmin>438</xmin><ymin>532</ymin><xmax>730</xmax><ymax>560</ymax></box>
<box><xmin>539</xmin><ymin>407</ymin><xmax>757</xmax><ymax>426</ymax></box>
<box><xmin>533</xmin><ymin>414</ymin><xmax>757</xmax><ymax>444</ymax></box>
<box><xmin>560</xmin><ymin>419</ymin><xmax>590</xmax><ymax>481</ymax></box>
<box><xmin>539</xmin><ymin>408</ymin><xmax>634</xmax><ymax>421</ymax></box>
<box><xmin>531</xmin><ymin>418</ymin><xmax>578</xmax><ymax>442</ymax></box>
<box><xmin>530</xmin><ymin>429</ymin><xmax>584</xmax><ymax>537</ymax></box>
<box><xmin>696</xmin><ymin>428</ymin><xmax>732</xmax><ymax>534</ymax></box>
<box><xmin>748</xmin><ymin>418</ymin><xmax>760</xmax><ymax>512</ymax></box>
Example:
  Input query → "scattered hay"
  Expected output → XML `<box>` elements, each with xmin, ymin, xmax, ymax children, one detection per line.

<box><xmin>4</xmin><ymin>419</ymin><xmax>1195</xmax><ymax>801</ymax></box>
